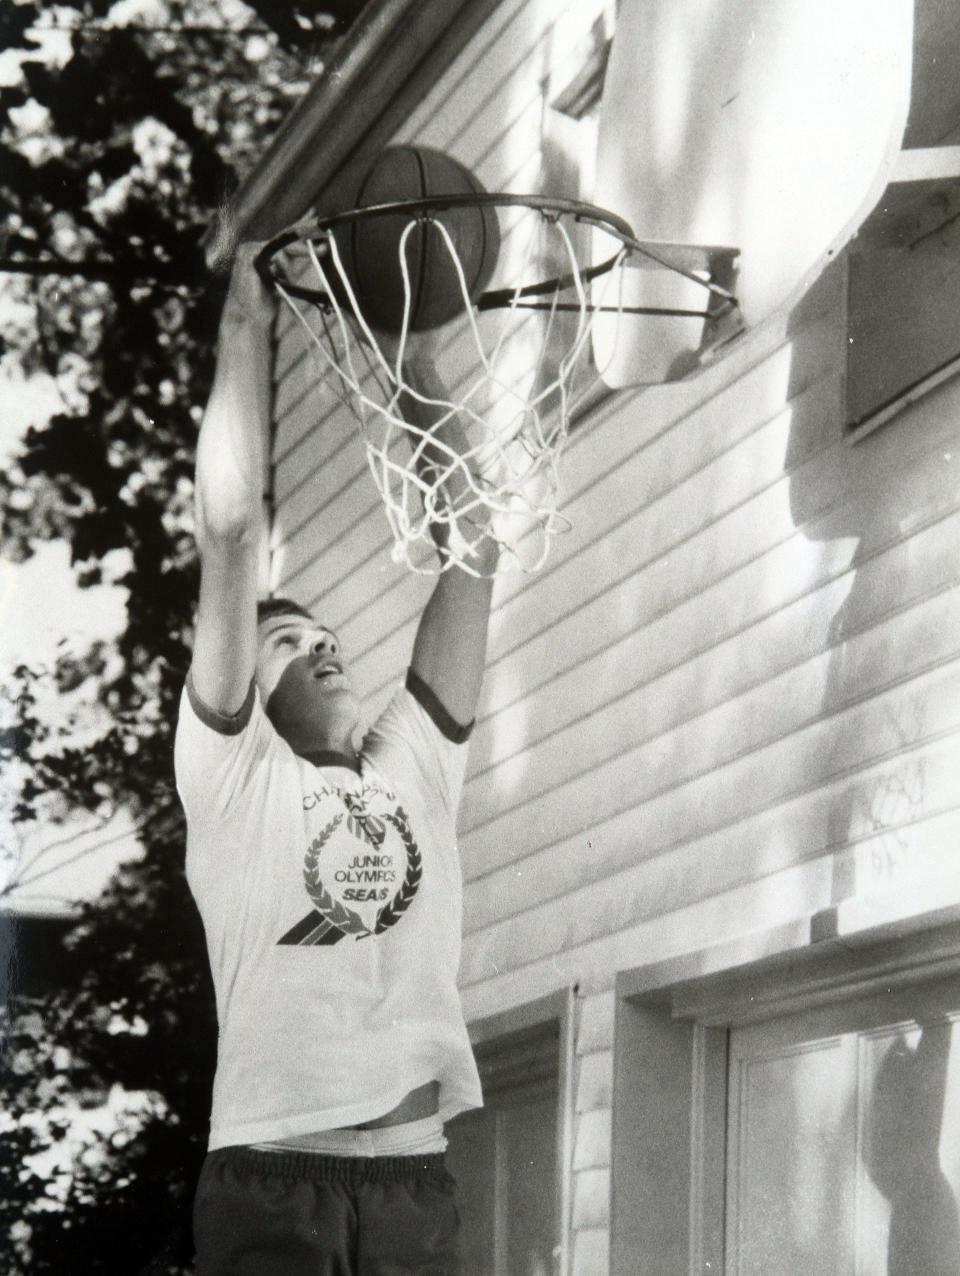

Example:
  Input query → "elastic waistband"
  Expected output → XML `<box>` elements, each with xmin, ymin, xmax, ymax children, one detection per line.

<box><xmin>209</xmin><ymin>1145</ymin><xmax>450</xmax><ymax>1184</ymax></box>
<box><xmin>254</xmin><ymin>1113</ymin><xmax>446</xmax><ymax>1158</ymax></box>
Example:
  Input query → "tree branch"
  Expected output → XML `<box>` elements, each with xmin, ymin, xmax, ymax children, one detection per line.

<box><xmin>2</xmin><ymin>819</ymin><xmax>148</xmax><ymax>900</ymax></box>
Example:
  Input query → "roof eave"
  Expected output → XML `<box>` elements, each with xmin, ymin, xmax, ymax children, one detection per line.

<box><xmin>209</xmin><ymin>0</ymin><xmax>504</xmax><ymax>265</ymax></box>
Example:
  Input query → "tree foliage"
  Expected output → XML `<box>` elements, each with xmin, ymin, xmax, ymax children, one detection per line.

<box><xmin>0</xmin><ymin>2</ymin><xmax>366</xmax><ymax>1270</ymax></box>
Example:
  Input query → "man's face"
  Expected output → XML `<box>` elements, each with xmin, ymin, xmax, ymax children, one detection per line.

<box><xmin>255</xmin><ymin>613</ymin><xmax>359</xmax><ymax>740</ymax></box>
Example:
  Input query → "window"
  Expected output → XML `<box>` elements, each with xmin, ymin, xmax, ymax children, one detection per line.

<box><xmin>446</xmin><ymin>991</ymin><xmax>574</xmax><ymax>1276</ymax></box>
<box><xmin>845</xmin><ymin>160</ymin><xmax>960</xmax><ymax>440</ymax></box>
<box><xmin>845</xmin><ymin>0</ymin><xmax>960</xmax><ymax>439</ymax></box>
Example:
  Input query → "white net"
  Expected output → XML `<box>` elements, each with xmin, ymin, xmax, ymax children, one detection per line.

<box><xmin>269</xmin><ymin>203</ymin><xmax>633</xmax><ymax>577</ymax></box>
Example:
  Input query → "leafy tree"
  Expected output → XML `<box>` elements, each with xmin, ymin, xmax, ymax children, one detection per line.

<box><xmin>0</xmin><ymin>2</ymin><xmax>365</xmax><ymax>1270</ymax></box>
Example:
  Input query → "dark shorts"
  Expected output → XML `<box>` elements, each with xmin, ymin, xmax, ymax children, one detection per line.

<box><xmin>194</xmin><ymin>1146</ymin><xmax>460</xmax><ymax>1276</ymax></box>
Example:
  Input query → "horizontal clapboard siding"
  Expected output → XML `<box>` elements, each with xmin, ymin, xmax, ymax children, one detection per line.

<box><xmin>460</xmin><ymin>798</ymin><xmax>960</xmax><ymax>1021</ymax></box>
<box><xmin>454</xmin><ymin>359</ymin><xmax>960</xmax><ymax>977</ymax></box>
<box><xmin>267</xmin><ymin>0</ymin><xmax>960</xmax><ymax>1041</ymax></box>
<box><xmin>460</xmin><ymin>365</ymin><xmax>960</xmax><ymax>844</ymax></box>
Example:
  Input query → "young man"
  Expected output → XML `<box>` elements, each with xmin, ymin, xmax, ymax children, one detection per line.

<box><xmin>174</xmin><ymin>245</ymin><xmax>496</xmax><ymax>1274</ymax></box>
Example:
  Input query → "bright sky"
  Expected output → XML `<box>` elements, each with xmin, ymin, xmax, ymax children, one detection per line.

<box><xmin>1</xmin><ymin>373</ymin><xmax>139</xmax><ymax>917</ymax></box>
<box><xmin>0</xmin><ymin>6</ymin><xmax>137</xmax><ymax>919</ymax></box>
<box><xmin>0</xmin><ymin>0</ymin><xmax>269</xmax><ymax>914</ymax></box>
<box><xmin>0</xmin><ymin>372</ymin><xmax>130</xmax><ymax>674</ymax></box>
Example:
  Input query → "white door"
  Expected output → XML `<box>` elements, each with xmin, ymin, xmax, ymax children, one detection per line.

<box><xmin>725</xmin><ymin>974</ymin><xmax>960</xmax><ymax>1275</ymax></box>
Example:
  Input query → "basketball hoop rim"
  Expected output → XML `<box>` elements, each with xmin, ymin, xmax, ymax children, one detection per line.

<box><xmin>254</xmin><ymin>193</ymin><xmax>736</xmax><ymax>314</ymax></box>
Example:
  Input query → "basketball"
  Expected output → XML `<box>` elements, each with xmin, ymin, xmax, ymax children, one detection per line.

<box><xmin>328</xmin><ymin>146</ymin><xmax>500</xmax><ymax>333</ymax></box>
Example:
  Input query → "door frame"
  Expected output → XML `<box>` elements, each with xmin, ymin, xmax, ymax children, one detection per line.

<box><xmin>463</xmin><ymin>987</ymin><xmax>577</xmax><ymax>1276</ymax></box>
<box><xmin>610</xmin><ymin>917</ymin><xmax>960</xmax><ymax>1276</ymax></box>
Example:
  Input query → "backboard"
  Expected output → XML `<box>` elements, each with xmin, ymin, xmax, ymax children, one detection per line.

<box><xmin>592</xmin><ymin>0</ymin><xmax>915</xmax><ymax>385</ymax></box>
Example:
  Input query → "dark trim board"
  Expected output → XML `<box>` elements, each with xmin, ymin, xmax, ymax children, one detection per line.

<box><xmin>2</xmin><ymin>911</ymin><xmax>76</xmax><ymax>999</ymax></box>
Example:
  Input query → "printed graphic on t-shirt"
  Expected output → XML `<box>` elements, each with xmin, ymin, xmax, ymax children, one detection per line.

<box><xmin>278</xmin><ymin>782</ymin><xmax>421</xmax><ymax>946</ymax></box>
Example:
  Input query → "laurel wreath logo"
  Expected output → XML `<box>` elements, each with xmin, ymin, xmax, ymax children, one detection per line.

<box><xmin>302</xmin><ymin>804</ymin><xmax>421</xmax><ymax>941</ymax></box>
<box><xmin>374</xmin><ymin>807</ymin><xmax>421</xmax><ymax>935</ymax></box>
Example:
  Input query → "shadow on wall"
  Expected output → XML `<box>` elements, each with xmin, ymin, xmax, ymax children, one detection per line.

<box><xmin>864</xmin><ymin>1023</ymin><xmax>960</xmax><ymax>1275</ymax></box>
<box><xmin>783</xmin><ymin>258</ymin><xmax>943</xmax><ymax>913</ymax></box>
<box><xmin>782</xmin><ymin>0</ymin><xmax>960</xmax><ymax>915</ymax></box>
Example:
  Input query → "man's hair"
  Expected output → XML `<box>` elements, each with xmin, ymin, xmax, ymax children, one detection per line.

<box><xmin>256</xmin><ymin>596</ymin><xmax>314</xmax><ymax>626</ymax></box>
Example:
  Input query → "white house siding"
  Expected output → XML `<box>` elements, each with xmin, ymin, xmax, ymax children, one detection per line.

<box><xmin>266</xmin><ymin>2</ymin><xmax>960</xmax><ymax>1268</ymax></box>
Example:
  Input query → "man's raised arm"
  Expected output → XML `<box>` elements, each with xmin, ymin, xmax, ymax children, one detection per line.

<box><xmin>190</xmin><ymin>245</ymin><xmax>275</xmax><ymax>717</ymax></box>
<box><xmin>397</xmin><ymin>352</ymin><xmax>497</xmax><ymax>733</ymax></box>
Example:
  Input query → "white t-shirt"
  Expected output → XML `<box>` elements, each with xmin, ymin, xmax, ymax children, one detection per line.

<box><xmin>174</xmin><ymin>674</ymin><xmax>482</xmax><ymax>1151</ymax></box>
